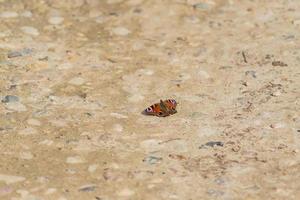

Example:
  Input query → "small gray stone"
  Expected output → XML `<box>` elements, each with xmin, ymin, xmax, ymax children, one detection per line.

<box><xmin>7</xmin><ymin>48</ymin><xmax>33</xmax><ymax>58</ymax></box>
<box><xmin>112</xmin><ymin>27</ymin><xmax>131</xmax><ymax>36</ymax></box>
<box><xmin>66</xmin><ymin>156</ymin><xmax>85</xmax><ymax>164</ymax></box>
<box><xmin>272</xmin><ymin>61</ymin><xmax>288</xmax><ymax>67</ymax></box>
<box><xmin>7</xmin><ymin>51</ymin><xmax>22</xmax><ymax>58</ymax></box>
<box><xmin>207</xmin><ymin>189</ymin><xmax>224</xmax><ymax>197</ymax></box>
<box><xmin>245</xmin><ymin>70</ymin><xmax>257</xmax><ymax>78</ymax></box>
<box><xmin>48</xmin><ymin>16</ymin><xmax>64</xmax><ymax>25</ymax></box>
<box><xmin>193</xmin><ymin>3</ymin><xmax>210</xmax><ymax>10</ymax></box>
<box><xmin>200</xmin><ymin>141</ymin><xmax>223</xmax><ymax>149</ymax></box>
<box><xmin>2</xmin><ymin>95</ymin><xmax>19</xmax><ymax>103</ymax></box>
<box><xmin>68</xmin><ymin>77</ymin><xmax>86</xmax><ymax>85</ymax></box>
<box><xmin>143</xmin><ymin>156</ymin><xmax>162</xmax><ymax>165</ymax></box>
<box><xmin>20</xmin><ymin>26</ymin><xmax>39</xmax><ymax>36</ymax></box>
<box><xmin>21</xmin><ymin>11</ymin><xmax>32</xmax><ymax>18</ymax></box>
<box><xmin>78</xmin><ymin>184</ymin><xmax>97</xmax><ymax>192</ymax></box>
<box><xmin>215</xmin><ymin>178</ymin><xmax>226</xmax><ymax>185</ymax></box>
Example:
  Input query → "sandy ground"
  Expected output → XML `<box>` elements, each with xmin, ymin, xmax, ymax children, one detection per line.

<box><xmin>0</xmin><ymin>0</ymin><xmax>300</xmax><ymax>199</ymax></box>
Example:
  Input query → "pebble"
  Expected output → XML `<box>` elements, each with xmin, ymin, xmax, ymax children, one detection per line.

<box><xmin>270</xmin><ymin>122</ymin><xmax>286</xmax><ymax>129</ymax></box>
<box><xmin>117</xmin><ymin>188</ymin><xmax>135</xmax><ymax>197</ymax></box>
<box><xmin>132</xmin><ymin>41</ymin><xmax>144</xmax><ymax>50</ymax></box>
<box><xmin>110</xmin><ymin>113</ymin><xmax>128</xmax><ymax>119</ymax></box>
<box><xmin>20</xmin><ymin>26</ymin><xmax>39</xmax><ymax>36</ymax></box>
<box><xmin>293</xmin><ymin>19</ymin><xmax>300</xmax><ymax>25</ymax></box>
<box><xmin>143</xmin><ymin>156</ymin><xmax>162</xmax><ymax>165</ymax></box>
<box><xmin>0</xmin><ymin>174</ymin><xmax>25</xmax><ymax>184</ymax></box>
<box><xmin>136</xmin><ymin>68</ymin><xmax>154</xmax><ymax>75</ymax></box>
<box><xmin>94</xmin><ymin>16</ymin><xmax>106</xmax><ymax>24</ymax></box>
<box><xmin>21</xmin><ymin>11</ymin><xmax>32</xmax><ymax>18</ymax></box>
<box><xmin>112</xmin><ymin>27</ymin><xmax>131</xmax><ymax>36</ymax></box>
<box><xmin>113</xmin><ymin>124</ymin><xmax>123</xmax><ymax>133</ymax></box>
<box><xmin>256</xmin><ymin>10</ymin><xmax>274</xmax><ymax>23</ymax></box>
<box><xmin>7</xmin><ymin>48</ymin><xmax>33</xmax><ymax>58</ymax></box>
<box><xmin>19</xmin><ymin>152</ymin><xmax>34</xmax><ymax>160</ymax></box>
<box><xmin>78</xmin><ymin>184</ymin><xmax>97</xmax><ymax>192</ymax></box>
<box><xmin>192</xmin><ymin>3</ymin><xmax>210</xmax><ymax>10</ymax></box>
<box><xmin>198</xmin><ymin>70</ymin><xmax>210</xmax><ymax>79</ymax></box>
<box><xmin>18</xmin><ymin>127</ymin><xmax>37</xmax><ymax>136</ymax></box>
<box><xmin>66</xmin><ymin>156</ymin><xmax>85</xmax><ymax>164</ymax></box>
<box><xmin>272</xmin><ymin>61</ymin><xmax>288</xmax><ymax>67</ymax></box>
<box><xmin>207</xmin><ymin>189</ymin><xmax>224</xmax><ymax>197</ymax></box>
<box><xmin>27</xmin><ymin>118</ymin><xmax>41</xmax><ymax>126</ymax></box>
<box><xmin>5</xmin><ymin>102</ymin><xmax>27</xmax><ymax>112</ymax></box>
<box><xmin>199</xmin><ymin>141</ymin><xmax>224</xmax><ymax>148</ymax></box>
<box><xmin>215</xmin><ymin>178</ymin><xmax>226</xmax><ymax>185</ymax></box>
<box><xmin>178</xmin><ymin>73</ymin><xmax>191</xmax><ymax>80</ymax></box>
<box><xmin>48</xmin><ymin>16</ymin><xmax>64</xmax><ymax>25</ymax></box>
<box><xmin>245</xmin><ymin>70</ymin><xmax>257</xmax><ymax>78</ymax></box>
<box><xmin>65</xmin><ymin>169</ymin><xmax>77</xmax><ymax>174</ymax></box>
<box><xmin>107</xmin><ymin>0</ymin><xmax>124</xmax><ymax>4</ymax></box>
<box><xmin>48</xmin><ymin>0</ymin><xmax>84</xmax><ymax>8</ymax></box>
<box><xmin>88</xmin><ymin>164</ymin><xmax>98</xmax><ymax>173</ymax></box>
<box><xmin>271</xmin><ymin>90</ymin><xmax>281</xmax><ymax>97</ymax></box>
<box><xmin>44</xmin><ymin>188</ymin><xmax>57</xmax><ymax>195</ymax></box>
<box><xmin>0</xmin><ymin>11</ymin><xmax>18</xmax><ymax>18</ymax></box>
<box><xmin>39</xmin><ymin>139</ymin><xmax>53</xmax><ymax>146</ymax></box>
<box><xmin>2</xmin><ymin>95</ymin><xmax>19</xmax><ymax>103</ymax></box>
<box><xmin>68</xmin><ymin>77</ymin><xmax>86</xmax><ymax>85</ymax></box>
<box><xmin>36</xmin><ymin>176</ymin><xmax>48</xmax><ymax>184</ymax></box>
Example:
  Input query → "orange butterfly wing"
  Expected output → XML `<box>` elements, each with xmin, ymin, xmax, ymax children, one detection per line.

<box><xmin>163</xmin><ymin>99</ymin><xmax>177</xmax><ymax>114</ymax></box>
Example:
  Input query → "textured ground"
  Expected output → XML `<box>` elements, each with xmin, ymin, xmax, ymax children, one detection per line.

<box><xmin>0</xmin><ymin>0</ymin><xmax>300</xmax><ymax>199</ymax></box>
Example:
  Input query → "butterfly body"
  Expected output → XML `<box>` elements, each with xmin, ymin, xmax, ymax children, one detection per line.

<box><xmin>143</xmin><ymin>99</ymin><xmax>178</xmax><ymax>117</ymax></box>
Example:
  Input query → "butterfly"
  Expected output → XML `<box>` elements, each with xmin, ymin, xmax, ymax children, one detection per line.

<box><xmin>142</xmin><ymin>99</ymin><xmax>178</xmax><ymax>117</ymax></box>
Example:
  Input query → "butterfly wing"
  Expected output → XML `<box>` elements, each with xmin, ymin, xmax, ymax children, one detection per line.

<box><xmin>143</xmin><ymin>101</ymin><xmax>169</xmax><ymax>117</ymax></box>
<box><xmin>163</xmin><ymin>99</ymin><xmax>177</xmax><ymax>114</ymax></box>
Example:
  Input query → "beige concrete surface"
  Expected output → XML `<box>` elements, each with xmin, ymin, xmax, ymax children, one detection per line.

<box><xmin>0</xmin><ymin>0</ymin><xmax>300</xmax><ymax>199</ymax></box>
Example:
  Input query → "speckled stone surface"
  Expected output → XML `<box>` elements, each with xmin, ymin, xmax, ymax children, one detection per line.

<box><xmin>0</xmin><ymin>0</ymin><xmax>300</xmax><ymax>199</ymax></box>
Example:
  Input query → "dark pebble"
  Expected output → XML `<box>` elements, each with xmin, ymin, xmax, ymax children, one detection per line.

<box><xmin>143</xmin><ymin>156</ymin><xmax>162</xmax><ymax>165</ymax></box>
<box><xmin>7</xmin><ymin>48</ymin><xmax>33</xmax><ymax>58</ymax></box>
<box><xmin>207</xmin><ymin>189</ymin><xmax>224</xmax><ymax>197</ymax></box>
<box><xmin>7</xmin><ymin>51</ymin><xmax>22</xmax><ymax>58</ymax></box>
<box><xmin>2</xmin><ymin>95</ymin><xmax>19</xmax><ymax>103</ymax></box>
<box><xmin>272</xmin><ymin>61</ymin><xmax>288</xmax><ymax>67</ymax></box>
<box><xmin>193</xmin><ymin>3</ymin><xmax>209</xmax><ymax>10</ymax></box>
<box><xmin>245</xmin><ymin>70</ymin><xmax>257</xmax><ymax>78</ymax></box>
<box><xmin>200</xmin><ymin>141</ymin><xmax>224</xmax><ymax>148</ymax></box>
<box><xmin>78</xmin><ymin>185</ymin><xmax>97</xmax><ymax>192</ymax></box>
